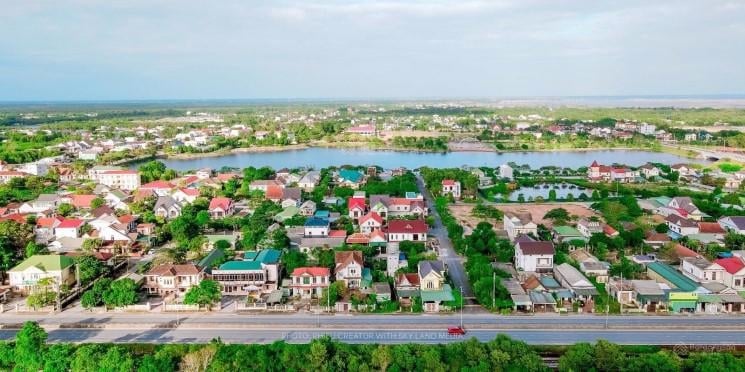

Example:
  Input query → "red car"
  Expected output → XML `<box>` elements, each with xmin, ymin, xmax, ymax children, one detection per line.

<box><xmin>447</xmin><ymin>326</ymin><xmax>466</xmax><ymax>335</ymax></box>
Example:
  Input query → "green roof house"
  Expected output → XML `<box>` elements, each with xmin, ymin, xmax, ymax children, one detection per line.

<box><xmin>211</xmin><ymin>249</ymin><xmax>282</xmax><ymax>296</ymax></box>
<box><xmin>647</xmin><ymin>262</ymin><xmax>698</xmax><ymax>292</ymax></box>
<box><xmin>553</xmin><ymin>226</ymin><xmax>588</xmax><ymax>244</ymax></box>
<box><xmin>8</xmin><ymin>255</ymin><xmax>76</xmax><ymax>292</ymax></box>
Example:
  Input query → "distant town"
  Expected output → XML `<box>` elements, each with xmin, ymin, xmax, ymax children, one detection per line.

<box><xmin>0</xmin><ymin>103</ymin><xmax>743</xmax><ymax>321</ymax></box>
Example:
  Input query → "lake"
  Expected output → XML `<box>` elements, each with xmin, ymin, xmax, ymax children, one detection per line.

<box><xmin>134</xmin><ymin>147</ymin><xmax>703</xmax><ymax>171</ymax></box>
<box><xmin>501</xmin><ymin>184</ymin><xmax>593</xmax><ymax>202</ymax></box>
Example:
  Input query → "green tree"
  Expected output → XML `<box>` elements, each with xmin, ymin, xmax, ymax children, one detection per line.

<box><xmin>544</xmin><ymin>208</ymin><xmax>570</xmax><ymax>224</ymax></box>
<box><xmin>76</xmin><ymin>254</ymin><xmax>106</xmax><ymax>285</ymax></box>
<box><xmin>183</xmin><ymin>279</ymin><xmax>222</xmax><ymax>309</ymax></box>
<box><xmin>139</xmin><ymin>161</ymin><xmax>167</xmax><ymax>183</ymax></box>
<box><xmin>548</xmin><ymin>189</ymin><xmax>557</xmax><ymax>201</ymax></box>
<box><xmin>282</xmin><ymin>250</ymin><xmax>308</xmax><ymax>275</ymax></box>
<box><xmin>102</xmin><ymin>278</ymin><xmax>139</xmax><ymax>308</ymax></box>
<box><xmin>195</xmin><ymin>210</ymin><xmax>211</xmax><ymax>227</ymax></box>
<box><xmin>14</xmin><ymin>321</ymin><xmax>47</xmax><ymax>371</ymax></box>
<box><xmin>90</xmin><ymin>197</ymin><xmax>105</xmax><ymax>209</ymax></box>
<box><xmin>43</xmin><ymin>344</ymin><xmax>75</xmax><ymax>372</ymax></box>
<box><xmin>57</xmin><ymin>202</ymin><xmax>75</xmax><ymax>217</ymax></box>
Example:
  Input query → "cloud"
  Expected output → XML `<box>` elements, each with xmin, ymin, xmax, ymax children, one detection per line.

<box><xmin>0</xmin><ymin>0</ymin><xmax>744</xmax><ymax>100</ymax></box>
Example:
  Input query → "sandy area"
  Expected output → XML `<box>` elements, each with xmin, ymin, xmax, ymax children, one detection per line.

<box><xmin>493</xmin><ymin>202</ymin><xmax>598</xmax><ymax>228</ymax></box>
<box><xmin>448</xmin><ymin>204</ymin><xmax>501</xmax><ymax>234</ymax></box>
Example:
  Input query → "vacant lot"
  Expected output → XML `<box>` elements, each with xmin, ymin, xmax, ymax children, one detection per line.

<box><xmin>448</xmin><ymin>204</ymin><xmax>501</xmax><ymax>235</ymax></box>
<box><xmin>495</xmin><ymin>202</ymin><xmax>598</xmax><ymax>228</ymax></box>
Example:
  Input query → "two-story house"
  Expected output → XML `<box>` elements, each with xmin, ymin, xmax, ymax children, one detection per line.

<box><xmin>290</xmin><ymin>267</ymin><xmax>330</xmax><ymax>299</ymax></box>
<box><xmin>348</xmin><ymin>197</ymin><xmax>366</xmax><ymax>221</ymax></box>
<box><xmin>8</xmin><ymin>255</ymin><xmax>75</xmax><ymax>293</ymax></box>
<box><xmin>212</xmin><ymin>249</ymin><xmax>281</xmax><ymax>296</ymax></box>
<box><xmin>208</xmin><ymin>197</ymin><xmax>234</xmax><ymax>218</ymax></box>
<box><xmin>441</xmin><ymin>179</ymin><xmax>461</xmax><ymax>199</ymax></box>
<box><xmin>418</xmin><ymin>260</ymin><xmax>454</xmax><ymax>312</ymax></box>
<box><xmin>144</xmin><ymin>264</ymin><xmax>203</xmax><ymax>296</ymax></box>
<box><xmin>335</xmin><ymin>251</ymin><xmax>364</xmax><ymax>289</ymax></box>
<box><xmin>154</xmin><ymin>196</ymin><xmax>183</xmax><ymax>219</ymax></box>
<box><xmin>576</xmin><ymin>218</ymin><xmax>603</xmax><ymax>238</ymax></box>
<box><xmin>503</xmin><ymin>211</ymin><xmax>537</xmax><ymax>241</ymax></box>
<box><xmin>358</xmin><ymin>211</ymin><xmax>383</xmax><ymax>233</ymax></box>
<box><xmin>304</xmin><ymin>217</ymin><xmax>330</xmax><ymax>237</ymax></box>
<box><xmin>515</xmin><ymin>241</ymin><xmax>555</xmax><ymax>272</ymax></box>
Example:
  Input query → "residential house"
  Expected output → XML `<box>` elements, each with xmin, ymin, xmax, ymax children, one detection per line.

<box><xmin>553</xmin><ymin>263</ymin><xmax>598</xmax><ymax>300</ymax></box>
<box><xmin>144</xmin><ymin>264</ymin><xmax>203</xmax><ymax>296</ymax></box>
<box><xmin>719</xmin><ymin>216</ymin><xmax>745</xmax><ymax>235</ymax></box>
<box><xmin>669</xmin><ymin>197</ymin><xmax>705</xmax><ymax>221</ymax></box>
<box><xmin>639</xmin><ymin>163</ymin><xmax>661</xmax><ymax>178</ymax></box>
<box><xmin>441</xmin><ymin>179</ymin><xmax>461</xmax><ymax>199</ymax></box>
<box><xmin>514</xmin><ymin>241</ymin><xmax>555</xmax><ymax>272</ymax></box>
<box><xmin>139</xmin><ymin>180</ymin><xmax>175</xmax><ymax>196</ymax></box>
<box><xmin>208</xmin><ymin>197</ymin><xmax>234</xmax><ymax>218</ymax></box>
<box><xmin>299</xmin><ymin>200</ymin><xmax>317</xmax><ymax>216</ymax></box>
<box><xmin>359</xmin><ymin>211</ymin><xmax>383</xmax><ymax>233</ymax></box>
<box><xmin>715</xmin><ymin>257</ymin><xmax>745</xmax><ymax>291</ymax></box>
<box><xmin>0</xmin><ymin>170</ymin><xmax>28</xmax><ymax>184</ymax></box>
<box><xmin>298</xmin><ymin>171</ymin><xmax>321</xmax><ymax>191</ymax></box>
<box><xmin>35</xmin><ymin>216</ymin><xmax>63</xmax><ymax>243</ymax></box>
<box><xmin>154</xmin><ymin>196</ymin><xmax>182</xmax><ymax>219</ymax></box>
<box><xmin>19</xmin><ymin>194</ymin><xmax>60</xmax><ymax>214</ymax></box>
<box><xmin>55</xmin><ymin>218</ymin><xmax>84</xmax><ymax>239</ymax></box>
<box><xmin>304</xmin><ymin>217</ymin><xmax>330</xmax><ymax>237</ymax></box>
<box><xmin>212</xmin><ymin>249</ymin><xmax>281</xmax><ymax>295</ymax></box>
<box><xmin>280</xmin><ymin>187</ymin><xmax>302</xmax><ymax>208</ymax></box>
<box><xmin>394</xmin><ymin>273</ymin><xmax>420</xmax><ymax>305</ymax></box>
<box><xmin>666</xmin><ymin>214</ymin><xmax>700</xmax><ymax>237</ymax></box>
<box><xmin>503</xmin><ymin>211</ymin><xmax>538</xmax><ymax>240</ymax></box>
<box><xmin>418</xmin><ymin>260</ymin><xmax>454</xmax><ymax>312</ymax></box>
<box><xmin>552</xmin><ymin>226</ymin><xmax>587</xmax><ymax>244</ymax></box>
<box><xmin>96</xmin><ymin>170</ymin><xmax>141</xmax><ymax>191</ymax></box>
<box><xmin>646</xmin><ymin>262</ymin><xmax>698</xmax><ymax>292</ymax></box>
<box><xmin>8</xmin><ymin>255</ymin><xmax>75</xmax><ymax>293</ymax></box>
<box><xmin>587</xmin><ymin>161</ymin><xmax>637</xmax><ymax>183</ymax></box>
<box><xmin>248</xmin><ymin>180</ymin><xmax>282</xmax><ymax>193</ymax></box>
<box><xmin>290</xmin><ymin>267</ymin><xmax>330</xmax><ymax>299</ymax></box>
<box><xmin>643</xmin><ymin>232</ymin><xmax>671</xmax><ymax>249</ymax></box>
<box><xmin>671</xmin><ymin>164</ymin><xmax>697</xmax><ymax>179</ymax></box>
<box><xmin>499</xmin><ymin>164</ymin><xmax>514</xmax><ymax>180</ymax></box>
<box><xmin>336</xmin><ymin>169</ymin><xmax>365</xmax><ymax>189</ymax></box>
<box><xmin>681</xmin><ymin>257</ymin><xmax>726</xmax><ymax>283</ymax></box>
<box><xmin>348</xmin><ymin>197</ymin><xmax>366</xmax><ymax>220</ymax></box>
<box><xmin>172</xmin><ymin>188</ymin><xmax>200</xmax><ymax>204</ymax></box>
<box><xmin>386</xmin><ymin>219</ymin><xmax>428</xmax><ymax>242</ymax></box>
<box><xmin>576</xmin><ymin>218</ymin><xmax>602</xmax><ymax>238</ymax></box>
<box><xmin>335</xmin><ymin>251</ymin><xmax>364</xmax><ymax>289</ymax></box>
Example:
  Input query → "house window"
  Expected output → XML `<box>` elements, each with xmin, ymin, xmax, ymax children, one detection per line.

<box><xmin>736</xmin><ymin>279</ymin><xmax>742</xmax><ymax>287</ymax></box>
<box><xmin>303</xmin><ymin>277</ymin><xmax>310</xmax><ymax>285</ymax></box>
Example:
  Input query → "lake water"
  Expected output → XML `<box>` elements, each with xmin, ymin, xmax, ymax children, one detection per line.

<box><xmin>136</xmin><ymin>147</ymin><xmax>703</xmax><ymax>171</ymax></box>
<box><xmin>501</xmin><ymin>184</ymin><xmax>592</xmax><ymax>202</ymax></box>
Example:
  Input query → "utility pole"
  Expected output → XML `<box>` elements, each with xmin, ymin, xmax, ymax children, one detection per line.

<box><xmin>492</xmin><ymin>271</ymin><xmax>496</xmax><ymax>310</ymax></box>
<box><xmin>460</xmin><ymin>286</ymin><xmax>464</xmax><ymax>329</ymax></box>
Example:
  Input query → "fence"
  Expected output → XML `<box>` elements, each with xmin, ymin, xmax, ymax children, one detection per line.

<box><xmin>236</xmin><ymin>303</ymin><xmax>295</xmax><ymax>312</ymax></box>
<box><xmin>14</xmin><ymin>304</ymin><xmax>56</xmax><ymax>313</ymax></box>
<box><xmin>112</xmin><ymin>302</ymin><xmax>152</xmax><ymax>312</ymax></box>
<box><xmin>162</xmin><ymin>303</ymin><xmax>207</xmax><ymax>312</ymax></box>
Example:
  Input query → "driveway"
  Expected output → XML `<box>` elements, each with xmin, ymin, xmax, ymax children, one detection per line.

<box><xmin>415</xmin><ymin>174</ymin><xmax>475</xmax><ymax>303</ymax></box>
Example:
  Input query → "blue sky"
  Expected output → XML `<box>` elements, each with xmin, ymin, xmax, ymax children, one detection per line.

<box><xmin>2</xmin><ymin>0</ymin><xmax>744</xmax><ymax>101</ymax></box>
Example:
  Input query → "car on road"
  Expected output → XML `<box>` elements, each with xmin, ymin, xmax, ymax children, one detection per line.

<box><xmin>447</xmin><ymin>326</ymin><xmax>466</xmax><ymax>336</ymax></box>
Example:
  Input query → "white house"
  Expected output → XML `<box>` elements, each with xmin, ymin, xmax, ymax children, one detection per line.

<box><xmin>358</xmin><ymin>211</ymin><xmax>383</xmax><ymax>233</ymax></box>
<box><xmin>514</xmin><ymin>241</ymin><xmax>555</xmax><ymax>272</ymax></box>
<box><xmin>144</xmin><ymin>264</ymin><xmax>203</xmax><ymax>296</ymax></box>
<box><xmin>96</xmin><ymin>170</ymin><xmax>141</xmax><ymax>191</ymax></box>
<box><xmin>666</xmin><ymin>214</ymin><xmax>700</xmax><ymax>236</ymax></box>
<box><xmin>441</xmin><ymin>179</ymin><xmax>461</xmax><ymax>199</ymax></box>
<box><xmin>681</xmin><ymin>257</ymin><xmax>726</xmax><ymax>283</ymax></box>
<box><xmin>8</xmin><ymin>255</ymin><xmax>75</xmax><ymax>293</ymax></box>
<box><xmin>503</xmin><ymin>211</ymin><xmax>538</xmax><ymax>240</ymax></box>
<box><xmin>290</xmin><ymin>267</ymin><xmax>330</xmax><ymax>299</ymax></box>
<box><xmin>576</xmin><ymin>218</ymin><xmax>602</xmax><ymax>238</ymax></box>
<box><xmin>715</xmin><ymin>257</ymin><xmax>745</xmax><ymax>290</ymax></box>
<box><xmin>386</xmin><ymin>219</ymin><xmax>428</xmax><ymax>242</ymax></box>
<box><xmin>499</xmin><ymin>164</ymin><xmax>514</xmax><ymax>180</ymax></box>
<box><xmin>54</xmin><ymin>219</ymin><xmax>84</xmax><ymax>239</ymax></box>
<box><xmin>335</xmin><ymin>251</ymin><xmax>364</xmax><ymax>289</ymax></box>
<box><xmin>304</xmin><ymin>217</ymin><xmax>330</xmax><ymax>237</ymax></box>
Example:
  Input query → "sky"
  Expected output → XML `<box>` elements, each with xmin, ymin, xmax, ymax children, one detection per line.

<box><xmin>2</xmin><ymin>0</ymin><xmax>745</xmax><ymax>101</ymax></box>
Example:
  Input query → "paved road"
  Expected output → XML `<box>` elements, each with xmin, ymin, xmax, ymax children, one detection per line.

<box><xmin>1</xmin><ymin>327</ymin><xmax>743</xmax><ymax>346</ymax></box>
<box><xmin>415</xmin><ymin>174</ymin><xmax>474</xmax><ymax>300</ymax></box>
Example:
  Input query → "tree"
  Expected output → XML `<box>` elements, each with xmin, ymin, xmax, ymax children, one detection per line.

<box><xmin>43</xmin><ymin>343</ymin><xmax>75</xmax><ymax>372</ymax></box>
<box><xmin>655</xmin><ymin>223</ymin><xmax>669</xmax><ymax>233</ymax></box>
<box><xmin>283</xmin><ymin>250</ymin><xmax>308</xmax><ymax>275</ymax></box>
<box><xmin>372</xmin><ymin>345</ymin><xmax>392</xmax><ymax>372</ymax></box>
<box><xmin>14</xmin><ymin>321</ymin><xmax>47</xmax><ymax>371</ymax></box>
<box><xmin>57</xmin><ymin>203</ymin><xmax>74</xmax><ymax>217</ymax></box>
<box><xmin>308</xmin><ymin>339</ymin><xmax>328</xmax><ymax>371</ymax></box>
<box><xmin>195</xmin><ymin>210</ymin><xmax>211</xmax><ymax>227</ymax></box>
<box><xmin>320</xmin><ymin>281</ymin><xmax>345</xmax><ymax>307</ymax></box>
<box><xmin>139</xmin><ymin>161</ymin><xmax>167</xmax><ymax>183</ymax></box>
<box><xmin>90</xmin><ymin>197</ymin><xmax>105</xmax><ymax>209</ymax></box>
<box><xmin>81</xmin><ymin>278</ymin><xmax>112</xmax><ymax>309</ymax></box>
<box><xmin>82</xmin><ymin>238</ymin><xmax>103</xmax><ymax>253</ymax></box>
<box><xmin>169</xmin><ymin>216</ymin><xmax>199</xmax><ymax>243</ymax></box>
<box><xmin>24</xmin><ymin>241</ymin><xmax>42</xmax><ymax>258</ymax></box>
<box><xmin>183</xmin><ymin>279</ymin><xmax>222</xmax><ymax>309</ymax></box>
<box><xmin>76</xmin><ymin>254</ymin><xmax>106</xmax><ymax>285</ymax></box>
<box><xmin>102</xmin><ymin>278</ymin><xmax>139</xmax><ymax>308</ymax></box>
<box><xmin>179</xmin><ymin>344</ymin><xmax>216</xmax><ymax>372</ymax></box>
<box><xmin>544</xmin><ymin>208</ymin><xmax>570</xmax><ymax>224</ymax></box>
<box><xmin>548</xmin><ymin>189</ymin><xmax>557</xmax><ymax>201</ymax></box>
<box><xmin>26</xmin><ymin>277</ymin><xmax>57</xmax><ymax>309</ymax></box>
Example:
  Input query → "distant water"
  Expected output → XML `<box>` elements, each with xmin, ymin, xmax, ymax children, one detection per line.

<box><xmin>130</xmin><ymin>148</ymin><xmax>705</xmax><ymax>171</ymax></box>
